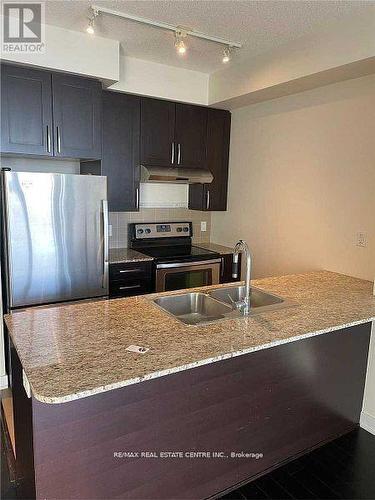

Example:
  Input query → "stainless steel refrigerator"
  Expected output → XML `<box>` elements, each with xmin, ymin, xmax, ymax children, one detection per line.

<box><xmin>1</xmin><ymin>171</ymin><xmax>109</xmax><ymax>309</ymax></box>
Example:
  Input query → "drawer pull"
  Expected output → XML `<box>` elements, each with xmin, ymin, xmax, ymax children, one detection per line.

<box><xmin>119</xmin><ymin>269</ymin><xmax>142</xmax><ymax>274</ymax></box>
<box><xmin>118</xmin><ymin>285</ymin><xmax>141</xmax><ymax>290</ymax></box>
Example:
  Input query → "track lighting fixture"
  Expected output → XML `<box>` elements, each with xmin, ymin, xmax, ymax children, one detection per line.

<box><xmin>86</xmin><ymin>7</ymin><xmax>99</xmax><ymax>35</ymax></box>
<box><xmin>174</xmin><ymin>29</ymin><xmax>187</xmax><ymax>56</ymax></box>
<box><xmin>85</xmin><ymin>5</ymin><xmax>242</xmax><ymax>62</ymax></box>
<box><xmin>222</xmin><ymin>46</ymin><xmax>232</xmax><ymax>64</ymax></box>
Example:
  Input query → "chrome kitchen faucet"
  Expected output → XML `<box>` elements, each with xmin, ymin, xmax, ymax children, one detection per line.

<box><xmin>232</xmin><ymin>240</ymin><xmax>252</xmax><ymax>315</ymax></box>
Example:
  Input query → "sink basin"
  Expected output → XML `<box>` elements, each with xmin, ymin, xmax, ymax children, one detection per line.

<box><xmin>153</xmin><ymin>287</ymin><xmax>294</xmax><ymax>326</ymax></box>
<box><xmin>208</xmin><ymin>286</ymin><xmax>285</xmax><ymax>309</ymax></box>
<box><xmin>153</xmin><ymin>292</ymin><xmax>233</xmax><ymax>325</ymax></box>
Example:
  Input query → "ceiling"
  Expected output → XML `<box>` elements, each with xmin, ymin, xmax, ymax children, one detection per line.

<box><xmin>45</xmin><ymin>0</ymin><xmax>373</xmax><ymax>74</ymax></box>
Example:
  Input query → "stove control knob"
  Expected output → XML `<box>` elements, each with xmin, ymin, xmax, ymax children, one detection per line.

<box><xmin>183</xmin><ymin>227</ymin><xmax>189</xmax><ymax>232</ymax></box>
<box><xmin>145</xmin><ymin>228</ymin><xmax>151</xmax><ymax>234</ymax></box>
<box><xmin>137</xmin><ymin>229</ymin><xmax>144</xmax><ymax>234</ymax></box>
<box><xmin>176</xmin><ymin>227</ymin><xmax>183</xmax><ymax>232</ymax></box>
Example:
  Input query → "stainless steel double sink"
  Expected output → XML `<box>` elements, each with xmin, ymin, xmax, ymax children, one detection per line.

<box><xmin>152</xmin><ymin>285</ymin><xmax>294</xmax><ymax>326</ymax></box>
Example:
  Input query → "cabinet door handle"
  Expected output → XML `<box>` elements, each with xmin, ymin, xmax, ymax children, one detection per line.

<box><xmin>177</xmin><ymin>143</ymin><xmax>181</xmax><ymax>165</ymax></box>
<box><xmin>206</xmin><ymin>189</ymin><xmax>210</xmax><ymax>210</ymax></box>
<box><xmin>119</xmin><ymin>284</ymin><xmax>141</xmax><ymax>291</ymax></box>
<box><xmin>136</xmin><ymin>187</ymin><xmax>139</xmax><ymax>210</ymax></box>
<box><xmin>56</xmin><ymin>126</ymin><xmax>61</xmax><ymax>153</ymax></box>
<box><xmin>46</xmin><ymin>125</ymin><xmax>51</xmax><ymax>153</ymax></box>
<box><xmin>119</xmin><ymin>269</ymin><xmax>142</xmax><ymax>274</ymax></box>
<box><xmin>171</xmin><ymin>142</ymin><xmax>175</xmax><ymax>164</ymax></box>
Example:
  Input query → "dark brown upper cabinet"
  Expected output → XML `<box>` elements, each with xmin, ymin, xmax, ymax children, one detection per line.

<box><xmin>1</xmin><ymin>64</ymin><xmax>102</xmax><ymax>160</ymax></box>
<box><xmin>140</xmin><ymin>98</ymin><xmax>175</xmax><ymax>167</ymax></box>
<box><xmin>101</xmin><ymin>92</ymin><xmax>140</xmax><ymax>212</ymax></box>
<box><xmin>175</xmin><ymin>104</ymin><xmax>208</xmax><ymax>169</ymax></box>
<box><xmin>189</xmin><ymin>108</ymin><xmax>231</xmax><ymax>211</ymax></box>
<box><xmin>52</xmin><ymin>73</ymin><xmax>102</xmax><ymax>160</ymax></box>
<box><xmin>1</xmin><ymin>65</ymin><xmax>53</xmax><ymax>156</ymax></box>
<box><xmin>140</xmin><ymin>98</ymin><xmax>208</xmax><ymax>169</ymax></box>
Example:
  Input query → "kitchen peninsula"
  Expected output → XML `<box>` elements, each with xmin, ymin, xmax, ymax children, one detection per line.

<box><xmin>5</xmin><ymin>271</ymin><xmax>375</xmax><ymax>499</ymax></box>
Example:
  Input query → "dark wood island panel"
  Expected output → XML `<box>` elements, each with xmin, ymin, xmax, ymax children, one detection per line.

<box><xmin>13</xmin><ymin>323</ymin><xmax>371</xmax><ymax>499</ymax></box>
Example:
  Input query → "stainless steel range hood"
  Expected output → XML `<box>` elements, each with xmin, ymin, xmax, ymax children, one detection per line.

<box><xmin>140</xmin><ymin>165</ymin><xmax>213</xmax><ymax>184</ymax></box>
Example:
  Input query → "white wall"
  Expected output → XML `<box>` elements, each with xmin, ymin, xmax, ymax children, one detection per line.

<box><xmin>211</xmin><ymin>73</ymin><xmax>375</xmax><ymax>431</ymax></box>
<box><xmin>0</xmin><ymin>21</ymin><xmax>210</xmax><ymax>105</ymax></box>
<box><xmin>0</xmin><ymin>23</ymin><xmax>120</xmax><ymax>84</ymax></box>
<box><xmin>211</xmin><ymin>74</ymin><xmax>375</xmax><ymax>281</ymax></box>
<box><xmin>108</xmin><ymin>55</ymin><xmax>209</xmax><ymax>105</ymax></box>
<box><xmin>2</xmin><ymin>14</ymin><xmax>374</xmax><ymax>108</ymax></box>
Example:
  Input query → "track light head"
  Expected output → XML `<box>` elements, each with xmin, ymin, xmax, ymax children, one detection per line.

<box><xmin>175</xmin><ymin>39</ymin><xmax>186</xmax><ymax>54</ymax></box>
<box><xmin>175</xmin><ymin>29</ymin><xmax>187</xmax><ymax>56</ymax></box>
<box><xmin>86</xmin><ymin>7</ymin><xmax>99</xmax><ymax>35</ymax></box>
<box><xmin>222</xmin><ymin>46</ymin><xmax>232</xmax><ymax>63</ymax></box>
<box><xmin>86</xmin><ymin>18</ymin><xmax>95</xmax><ymax>35</ymax></box>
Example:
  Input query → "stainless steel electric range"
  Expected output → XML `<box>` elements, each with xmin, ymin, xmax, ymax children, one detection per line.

<box><xmin>128</xmin><ymin>222</ymin><xmax>222</xmax><ymax>292</ymax></box>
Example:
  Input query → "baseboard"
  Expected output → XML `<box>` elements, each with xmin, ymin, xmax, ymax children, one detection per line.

<box><xmin>0</xmin><ymin>374</ymin><xmax>8</xmax><ymax>390</ymax></box>
<box><xmin>360</xmin><ymin>411</ymin><xmax>375</xmax><ymax>435</ymax></box>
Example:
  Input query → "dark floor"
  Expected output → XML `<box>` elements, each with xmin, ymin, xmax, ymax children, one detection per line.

<box><xmin>1</xmin><ymin>415</ymin><xmax>17</xmax><ymax>500</ymax></box>
<box><xmin>220</xmin><ymin>429</ymin><xmax>375</xmax><ymax>500</ymax></box>
<box><xmin>2</xmin><ymin>426</ymin><xmax>375</xmax><ymax>499</ymax></box>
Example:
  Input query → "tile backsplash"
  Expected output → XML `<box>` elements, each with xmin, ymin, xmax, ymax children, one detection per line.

<box><xmin>109</xmin><ymin>208</ymin><xmax>211</xmax><ymax>248</ymax></box>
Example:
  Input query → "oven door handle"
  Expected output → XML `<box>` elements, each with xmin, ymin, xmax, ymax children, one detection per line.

<box><xmin>156</xmin><ymin>258</ymin><xmax>222</xmax><ymax>270</ymax></box>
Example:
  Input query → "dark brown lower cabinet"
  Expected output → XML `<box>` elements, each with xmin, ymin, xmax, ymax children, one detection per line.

<box><xmin>220</xmin><ymin>253</ymin><xmax>241</xmax><ymax>283</ymax></box>
<box><xmin>109</xmin><ymin>261</ymin><xmax>153</xmax><ymax>297</ymax></box>
<box><xmin>11</xmin><ymin>323</ymin><xmax>371</xmax><ymax>500</ymax></box>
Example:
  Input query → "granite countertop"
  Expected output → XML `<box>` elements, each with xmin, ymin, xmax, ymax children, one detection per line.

<box><xmin>109</xmin><ymin>243</ymin><xmax>233</xmax><ymax>264</ymax></box>
<box><xmin>5</xmin><ymin>271</ymin><xmax>375</xmax><ymax>404</ymax></box>
<box><xmin>109</xmin><ymin>247</ymin><xmax>153</xmax><ymax>264</ymax></box>
<box><xmin>198</xmin><ymin>242</ymin><xmax>234</xmax><ymax>254</ymax></box>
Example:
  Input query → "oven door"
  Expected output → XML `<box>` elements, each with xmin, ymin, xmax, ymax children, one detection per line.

<box><xmin>155</xmin><ymin>259</ymin><xmax>222</xmax><ymax>292</ymax></box>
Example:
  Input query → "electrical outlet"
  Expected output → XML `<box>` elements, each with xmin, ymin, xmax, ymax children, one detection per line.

<box><xmin>356</xmin><ymin>232</ymin><xmax>367</xmax><ymax>248</ymax></box>
<box><xmin>201</xmin><ymin>221</ymin><xmax>207</xmax><ymax>232</ymax></box>
<box><xmin>108</xmin><ymin>224</ymin><xmax>113</xmax><ymax>237</ymax></box>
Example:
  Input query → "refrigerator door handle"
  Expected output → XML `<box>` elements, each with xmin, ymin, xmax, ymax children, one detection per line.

<box><xmin>1</xmin><ymin>171</ymin><xmax>13</xmax><ymax>310</ymax></box>
<box><xmin>102</xmin><ymin>200</ymin><xmax>109</xmax><ymax>291</ymax></box>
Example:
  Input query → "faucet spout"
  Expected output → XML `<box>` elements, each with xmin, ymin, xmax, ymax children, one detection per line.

<box><xmin>232</xmin><ymin>240</ymin><xmax>252</xmax><ymax>315</ymax></box>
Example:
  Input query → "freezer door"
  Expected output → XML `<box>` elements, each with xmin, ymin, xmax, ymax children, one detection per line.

<box><xmin>3</xmin><ymin>172</ymin><xmax>108</xmax><ymax>308</ymax></box>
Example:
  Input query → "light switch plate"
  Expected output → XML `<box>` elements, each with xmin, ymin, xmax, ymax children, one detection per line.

<box><xmin>108</xmin><ymin>224</ymin><xmax>113</xmax><ymax>237</ymax></box>
<box><xmin>201</xmin><ymin>221</ymin><xmax>207</xmax><ymax>232</ymax></box>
